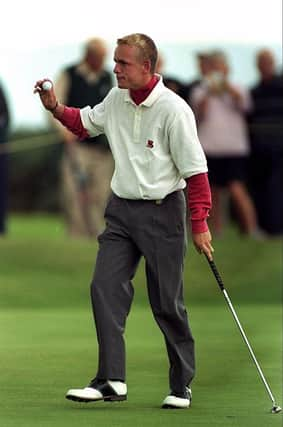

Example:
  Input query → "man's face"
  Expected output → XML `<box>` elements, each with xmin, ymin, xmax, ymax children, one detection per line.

<box><xmin>257</xmin><ymin>52</ymin><xmax>275</xmax><ymax>79</ymax></box>
<box><xmin>213</xmin><ymin>58</ymin><xmax>229</xmax><ymax>77</ymax></box>
<box><xmin>199</xmin><ymin>57</ymin><xmax>212</xmax><ymax>77</ymax></box>
<box><xmin>86</xmin><ymin>45</ymin><xmax>107</xmax><ymax>72</ymax></box>
<box><xmin>113</xmin><ymin>44</ymin><xmax>150</xmax><ymax>89</ymax></box>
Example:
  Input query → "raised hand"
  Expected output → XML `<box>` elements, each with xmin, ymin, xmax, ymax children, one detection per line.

<box><xmin>33</xmin><ymin>79</ymin><xmax>58</xmax><ymax>112</ymax></box>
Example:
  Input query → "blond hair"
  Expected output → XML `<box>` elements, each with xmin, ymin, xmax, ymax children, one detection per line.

<box><xmin>85</xmin><ymin>37</ymin><xmax>107</xmax><ymax>56</ymax></box>
<box><xmin>117</xmin><ymin>33</ymin><xmax>158</xmax><ymax>74</ymax></box>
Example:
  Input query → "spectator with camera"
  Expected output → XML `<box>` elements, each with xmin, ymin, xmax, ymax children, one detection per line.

<box><xmin>190</xmin><ymin>50</ymin><xmax>259</xmax><ymax>236</ymax></box>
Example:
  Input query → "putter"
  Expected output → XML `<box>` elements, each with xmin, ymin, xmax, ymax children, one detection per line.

<box><xmin>205</xmin><ymin>254</ymin><xmax>282</xmax><ymax>414</ymax></box>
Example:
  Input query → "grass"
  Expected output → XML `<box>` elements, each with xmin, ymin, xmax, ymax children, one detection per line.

<box><xmin>0</xmin><ymin>214</ymin><xmax>282</xmax><ymax>427</ymax></box>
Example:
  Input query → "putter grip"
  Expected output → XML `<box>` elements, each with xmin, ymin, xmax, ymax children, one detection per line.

<box><xmin>206</xmin><ymin>257</ymin><xmax>225</xmax><ymax>291</ymax></box>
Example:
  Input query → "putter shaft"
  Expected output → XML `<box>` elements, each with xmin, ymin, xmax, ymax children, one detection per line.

<box><xmin>206</xmin><ymin>256</ymin><xmax>281</xmax><ymax>412</ymax></box>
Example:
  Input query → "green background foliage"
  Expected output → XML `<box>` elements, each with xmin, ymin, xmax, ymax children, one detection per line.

<box><xmin>7</xmin><ymin>130</ymin><xmax>62</xmax><ymax>212</ymax></box>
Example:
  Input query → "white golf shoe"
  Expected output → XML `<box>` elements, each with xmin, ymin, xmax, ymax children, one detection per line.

<box><xmin>162</xmin><ymin>387</ymin><xmax>192</xmax><ymax>409</ymax></box>
<box><xmin>66</xmin><ymin>379</ymin><xmax>127</xmax><ymax>403</ymax></box>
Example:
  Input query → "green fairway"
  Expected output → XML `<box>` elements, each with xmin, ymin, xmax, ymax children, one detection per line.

<box><xmin>0</xmin><ymin>215</ymin><xmax>282</xmax><ymax>427</ymax></box>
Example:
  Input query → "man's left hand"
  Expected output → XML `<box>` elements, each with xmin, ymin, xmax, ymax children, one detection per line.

<box><xmin>192</xmin><ymin>229</ymin><xmax>214</xmax><ymax>260</ymax></box>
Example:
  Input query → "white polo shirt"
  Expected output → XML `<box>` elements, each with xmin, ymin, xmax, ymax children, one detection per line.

<box><xmin>80</xmin><ymin>77</ymin><xmax>207</xmax><ymax>200</ymax></box>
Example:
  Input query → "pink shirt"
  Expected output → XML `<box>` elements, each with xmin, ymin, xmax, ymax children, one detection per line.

<box><xmin>191</xmin><ymin>83</ymin><xmax>251</xmax><ymax>156</ymax></box>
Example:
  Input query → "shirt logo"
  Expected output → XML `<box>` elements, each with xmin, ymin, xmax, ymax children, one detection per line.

<box><xmin>146</xmin><ymin>139</ymin><xmax>154</xmax><ymax>148</ymax></box>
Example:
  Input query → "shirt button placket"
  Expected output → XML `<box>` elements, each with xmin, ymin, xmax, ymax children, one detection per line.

<box><xmin>133</xmin><ymin>107</ymin><xmax>142</xmax><ymax>144</ymax></box>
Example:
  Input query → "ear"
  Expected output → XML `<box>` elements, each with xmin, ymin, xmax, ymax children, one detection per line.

<box><xmin>142</xmin><ymin>59</ymin><xmax>151</xmax><ymax>74</ymax></box>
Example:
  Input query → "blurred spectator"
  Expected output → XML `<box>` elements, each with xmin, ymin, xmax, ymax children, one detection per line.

<box><xmin>53</xmin><ymin>37</ymin><xmax>114</xmax><ymax>238</ymax></box>
<box><xmin>185</xmin><ymin>52</ymin><xmax>214</xmax><ymax>106</ymax></box>
<box><xmin>0</xmin><ymin>81</ymin><xmax>10</xmax><ymax>236</ymax></box>
<box><xmin>156</xmin><ymin>53</ymin><xmax>186</xmax><ymax>97</ymax></box>
<box><xmin>190</xmin><ymin>51</ymin><xmax>259</xmax><ymax>236</ymax></box>
<box><xmin>247</xmin><ymin>49</ymin><xmax>283</xmax><ymax>236</ymax></box>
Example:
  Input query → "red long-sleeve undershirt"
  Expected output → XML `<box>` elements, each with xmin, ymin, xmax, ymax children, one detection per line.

<box><xmin>186</xmin><ymin>174</ymin><xmax>211</xmax><ymax>233</ymax></box>
<box><xmin>59</xmin><ymin>106</ymin><xmax>89</xmax><ymax>140</ymax></box>
<box><xmin>57</xmin><ymin>104</ymin><xmax>211</xmax><ymax>234</ymax></box>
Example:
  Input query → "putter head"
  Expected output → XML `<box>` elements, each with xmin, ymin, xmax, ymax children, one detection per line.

<box><xmin>271</xmin><ymin>405</ymin><xmax>282</xmax><ymax>414</ymax></box>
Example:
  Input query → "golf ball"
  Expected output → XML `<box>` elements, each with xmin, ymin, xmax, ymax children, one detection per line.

<box><xmin>42</xmin><ymin>81</ymin><xmax>53</xmax><ymax>91</ymax></box>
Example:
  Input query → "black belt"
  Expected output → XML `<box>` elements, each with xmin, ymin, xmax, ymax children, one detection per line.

<box><xmin>114</xmin><ymin>190</ymin><xmax>181</xmax><ymax>205</ymax></box>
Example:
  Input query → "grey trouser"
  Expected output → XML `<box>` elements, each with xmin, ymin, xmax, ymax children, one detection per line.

<box><xmin>90</xmin><ymin>191</ymin><xmax>195</xmax><ymax>393</ymax></box>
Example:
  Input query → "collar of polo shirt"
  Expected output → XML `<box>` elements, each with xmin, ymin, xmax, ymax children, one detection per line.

<box><xmin>124</xmin><ymin>74</ymin><xmax>165</xmax><ymax>107</ymax></box>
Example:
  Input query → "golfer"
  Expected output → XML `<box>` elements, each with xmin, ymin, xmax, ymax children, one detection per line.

<box><xmin>34</xmin><ymin>33</ymin><xmax>213</xmax><ymax>409</ymax></box>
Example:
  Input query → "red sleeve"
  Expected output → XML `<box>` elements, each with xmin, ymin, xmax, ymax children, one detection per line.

<box><xmin>186</xmin><ymin>173</ymin><xmax>212</xmax><ymax>234</ymax></box>
<box><xmin>59</xmin><ymin>106</ymin><xmax>89</xmax><ymax>140</ymax></box>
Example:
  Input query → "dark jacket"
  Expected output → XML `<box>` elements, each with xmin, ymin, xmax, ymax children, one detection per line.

<box><xmin>248</xmin><ymin>74</ymin><xmax>283</xmax><ymax>153</ymax></box>
<box><xmin>0</xmin><ymin>84</ymin><xmax>10</xmax><ymax>142</ymax></box>
<box><xmin>65</xmin><ymin>65</ymin><xmax>112</xmax><ymax>149</ymax></box>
